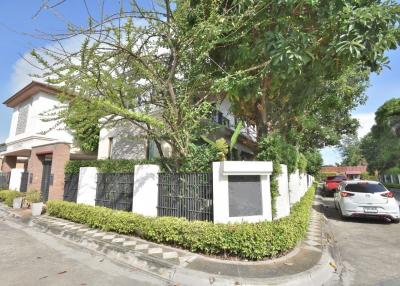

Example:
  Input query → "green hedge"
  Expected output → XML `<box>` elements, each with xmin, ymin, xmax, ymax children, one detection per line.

<box><xmin>0</xmin><ymin>190</ymin><xmax>26</xmax><ymax>207</ymax></box>
<box><xmin>384</xmin><ymin>183</ymin><xmax>400</xmax><ymax>189</ymax></box>
<box><xmin>65</xmin><ymin>159</ymin><xmax>158</xmax><ymax>174</ymax></box>
<box><xmin>47</xmin><ymin>186</ymin><xmax>315</xmax><ymax>260</ymax></box>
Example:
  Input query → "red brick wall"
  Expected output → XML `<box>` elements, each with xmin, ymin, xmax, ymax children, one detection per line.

<box><xmin>27</xmin><ymin>143</ymin><xmax>70</xmax><ymax>200</ymax></box>
<box><xmin>1</xmin><ymin>156</ymin><xmax>17</xmax><ymax>172</ymax></box>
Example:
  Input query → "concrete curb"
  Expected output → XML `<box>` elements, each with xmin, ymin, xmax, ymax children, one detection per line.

<box><xmin>0</xmin><ymin>203</ymin><xmax>335</xmax><ymax>286</ymax></box>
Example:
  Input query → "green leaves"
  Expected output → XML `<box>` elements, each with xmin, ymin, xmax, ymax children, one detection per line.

<box><xmin>361</xmin><ymin>98</ymin><xmax>400</xmax><ymax>173</ymax></box>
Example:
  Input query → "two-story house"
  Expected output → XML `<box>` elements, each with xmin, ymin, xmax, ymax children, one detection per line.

<box><xmin>0</xmin><ymin>81</ymin><xmax>95</xmax><ymax>200</ymax></box>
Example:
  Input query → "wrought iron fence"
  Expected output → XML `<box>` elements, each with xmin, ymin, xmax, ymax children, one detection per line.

<box><xmin>63</xmin><ymin>173</ymin><xmax>79</xmax><ymax>202</ymax></box>
<box><xmin>157</xmin><ymin>173</ymin><xmax>213</xmax><ymax>221</ymax></box>
<box><xmin>95</xmin><ymin>173</ymin><xmax>134</xmax><ymax>211</ymax></box>
<box><xmin>0</xmin><ymin>172</ymin><xmax>10</xmax><ymax>190</ymax></box>
<box><xmin>20</xmin><ymin>172</ymin><xmax>29</xmax><ymax>193</ymax></box>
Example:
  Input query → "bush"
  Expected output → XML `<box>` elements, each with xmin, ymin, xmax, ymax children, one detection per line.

<box><xmin>25</xmin><ymin>190</ymin><xmax>42</xmax><ymax>204</ymax></box>
<box><xmin>65</xmin><ymin>159</ymin><xmax>157</xmax><ymax>174</ymax></box>
<box><xmin>0</xmin><ymin>190</ymin><xmax>26</xmax><ymax>207</ymax></box>
<box><xmin>384</xmin><ymin>183</ymin><xmax>400</xmax><ymax>189</ymax></box>
<box><xmin>360</xmin><ymin>172</ymin><xmax>378</xmax><ymax>181</ymax></box>
<box><xmin>47</xmin><ymin>186</ymin><xmax>315</xmax><ymax>260</ymax></box>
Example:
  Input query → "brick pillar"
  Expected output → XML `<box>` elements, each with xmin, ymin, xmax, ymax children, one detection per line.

<box><xmin>1</xmin><ymin>156</ymin><xmax>17</xmax><ymax>172</ymax></box>
<box><xmin>48</xmin><ymin>144</ymin><xmax>70</xmax><ymax>200</ymax></box>
<box><xmin>27</xmin><ymin>151</ymin><xmax>43</xmax><ymax>192</ymax></box>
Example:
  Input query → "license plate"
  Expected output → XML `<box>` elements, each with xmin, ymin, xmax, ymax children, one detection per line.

<box><xmin>364</xmin><ymin>207</ymin><xmax>378</xmax><ymax>213</ymax></box>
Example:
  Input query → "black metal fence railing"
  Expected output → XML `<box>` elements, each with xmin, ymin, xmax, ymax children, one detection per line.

<box><xmin>0</xmin><ymin>172</ymin><xmax>10</xmax><ymax>190</ymax></box>
<box><xmin>63</xmin><ymin>173</ymin><xmax>80</xmax><ymax>202</ymax></box>
<box><xmin>95</xmin><ymin>173</ymin><xmax>134</xmax><ymax>211</ymax></box>
<box><xmin>157</xmin><ymin>173</ymin><xmax>213</xmax><ymax>221</ymax></box>
<box><xmin>20</xmin><ymin>172</ymin><xmax>29</xmax><ymax>193</ymax></box>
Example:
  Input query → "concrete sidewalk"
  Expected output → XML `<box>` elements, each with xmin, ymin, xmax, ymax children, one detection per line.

<box><xmin>0</xmin><ymin>202</ymin><xmax>336</xmax><ymax>286</ymax></box>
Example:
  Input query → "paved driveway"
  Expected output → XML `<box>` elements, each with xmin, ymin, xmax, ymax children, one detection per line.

<box><xmin>318</xmin><ymin>188</ymin><xmax>400</xmax><ymax>286</ymax></box>
<box><xmin>0</xmin><ymin>218</ymin><xmax>166</xmax><ymax>286</ymax></box>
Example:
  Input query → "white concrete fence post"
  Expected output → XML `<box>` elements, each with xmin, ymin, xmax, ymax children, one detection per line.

<box><xmin>289</xmin><ymin>169</ymin><xmax>300</xmax><ymax>205</ymax></box>
<box><xmin>132</xmin><ymin>164</ymin><xmax>160</xmax><ymax>217</ymax></box>
<box><xmin>212</xmin><ymin>161</ymin><xmax>273</xmax><ymax>223</ymax></box>
<box><xmin>77</xmin><ymin>167</ymin><xmax>98</xmax><ymax>206</ymax></box>
<box><xmin>8</xmin><ymin>168</ymin><xmax>24</xmax><ymax>191</ymax></box>
<box><xmin>275</xmin><ymin>164</ymin><xmax>290</xmax><ymax>219</ymax></box>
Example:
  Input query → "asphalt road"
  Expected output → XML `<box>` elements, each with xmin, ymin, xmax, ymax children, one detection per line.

<box><xmin>318</xmin><ymin>188</ymin><xmax>400</xmax><ymax>286</ymax></box>
<box><xmin>0</xmin><ymin>218</ymin><xmax>167</xmax><ymax>286</ymax></box>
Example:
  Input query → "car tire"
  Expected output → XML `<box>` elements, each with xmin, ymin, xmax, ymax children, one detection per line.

<box><xmin>338</xmin><ymin>206</ymin><xmax>347</xmax><ymax>220</ymax></box>
<box><xmin>392</xmin><ymin>218</ymin><xmax>400</xmax><ymax>224</ymax></box>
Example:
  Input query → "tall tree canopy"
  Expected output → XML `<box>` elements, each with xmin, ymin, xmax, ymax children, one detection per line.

<box><xmin>183</xmin><ymin>0</ymin><xmax>400</xmax><ymax>146</ymax></box>
<box><xmin>339</xmin><ymin>134</ymin><xmax>366</xmax><ymax>166</ymax></box>
<box><xmin>361</xmin><ymin>98</ymin><xmax>400</xmax><ymax>173</ymax></box>
<box><xmin>32</xmin><ymin>0</ymin><xmax>400</xmax><ymax>163</ymax></box>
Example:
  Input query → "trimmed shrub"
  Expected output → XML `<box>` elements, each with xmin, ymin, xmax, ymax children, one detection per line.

<box><xmin>384</xmin><ymin>183</ymin><xmax>400</xmax><ymax>189</ymax></box>
<box><xmin>65</xmin><ymin>159</ymin><xmax>157</xmax><ymax>174</ymax></box>
<box><xmin>0</xmin><ymin>190</ymin><xmax>26</xmax><ymax>207</ymax></box>
<box><xmin>47</xmin><ymin>186</ymin><xmax>316</xmax><ymax>260</ymax></box>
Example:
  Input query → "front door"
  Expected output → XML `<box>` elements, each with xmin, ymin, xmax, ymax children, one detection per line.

<box><xmin>40</xmin><ymin>157</ymin><xmax>52</xmax><ymax>201</ymax></box>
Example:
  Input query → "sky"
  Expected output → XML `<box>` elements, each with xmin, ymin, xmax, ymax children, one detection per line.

<box><xmin>0</xmin><ymin>1</ymin><xmax>399</xmax><ymax>165</ymax></box>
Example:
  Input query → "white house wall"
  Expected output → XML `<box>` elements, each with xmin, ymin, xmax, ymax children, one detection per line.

<box><xmin>98</xmin><ymin>122</ymin><xmax>147</xmax><ymax>160</ymax></box>
<box><xmin>5</xmin><ymin>91</ymin><xmax>74</xmax><ymax>145</ymax></box>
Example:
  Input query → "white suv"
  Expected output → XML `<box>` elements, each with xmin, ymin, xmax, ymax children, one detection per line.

<box><xmin>334</xmin><ymin>180</ymin><xmax>400</xmax><ymax>223</ymax></box>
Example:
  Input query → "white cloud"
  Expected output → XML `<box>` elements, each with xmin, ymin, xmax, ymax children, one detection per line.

<box><xmin>353</xmin><ymin>112</ymin><xmax>375</xmax><ymax>138</ymax></box>
<box><xmin>9</xmin><ymin>36</ymin><xmax>83</xmax><ymax>93</ymax></box>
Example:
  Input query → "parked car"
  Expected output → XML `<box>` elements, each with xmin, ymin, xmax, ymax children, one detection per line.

<box><xmin>323</xmin><ymin>175</ymin><xmax>347</xmax><ymax>196</ymax></box>
<box><xmin>334</xmin><ymin>180</ymin><xmax>400</xmax><ymax>223</ymax></box>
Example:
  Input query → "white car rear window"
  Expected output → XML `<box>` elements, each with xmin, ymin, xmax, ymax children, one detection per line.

<box><xmin>345</xmin><ymin>183</ymin><xmax>386</xmax><ymax>193</ymax></box>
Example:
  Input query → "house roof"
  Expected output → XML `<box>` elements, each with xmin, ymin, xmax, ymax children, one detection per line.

<box><xmin>3</xmin><ymin>81</ymin><xmax>60</xmax><ymax>108</ymax></box>
<box><xmin>320</xmin><ymin>165</ymin><xmax>367</xmax><ymax>174</ymax></box>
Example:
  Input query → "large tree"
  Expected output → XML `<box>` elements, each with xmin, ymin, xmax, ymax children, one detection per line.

<box><xmin>339</xmin><ymin>134</ymin><xmax>366</xmax><ymax>166</ymax></box>
<box><xmin>184</xmin><ymin>0</ymin><xmax>400</xmax><ymax>147</ymax></box>
<box><xmin>32</xmin><ymin>1</ymin><xmax>218</xmax><ymax>166</ymax></box>
<box><xmin>361</xmin><ymin>98</ymin><xmax>400</xmax><ymax>173</ymax></box>
<box><xmin>32</xmin><ymin>0</ymin><xmax>400</xmax><ymax>162</ymax></box>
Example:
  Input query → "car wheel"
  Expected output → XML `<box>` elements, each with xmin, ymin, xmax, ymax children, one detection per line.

<box><xmin>392</xmin><ymin>218</ymin><xmax>400</xmax><ymax>224</ymax></box>
<box><xmin>338</xmin><ymin>206</ymin><xmax>347</xmax><ymax>220</ymax></box>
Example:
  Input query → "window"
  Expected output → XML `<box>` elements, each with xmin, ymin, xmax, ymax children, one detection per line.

<box><xmin>16</xmin><ymin>104</ymin><xmax>29</xmax><ymax>135</ymax></box>
<box><xmin>147</xmin><ymin>139</ymin><xmax>159</xmax><ymax>159</ymax></box>
<box><xmin>107</xmin><ymin>137</ymin><xmax>114</xmax><ymax>159</ymax></box>
<box><xmin>345</xmin><ymin>183</ymin><xmax>387</xmax><ymax>193</ymax></box>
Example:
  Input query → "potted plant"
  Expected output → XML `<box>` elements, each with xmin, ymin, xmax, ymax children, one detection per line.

<box><xmin>26</xmin><ymin>190</ymin><xmax>43</xmax><ymax>216</ymax></box>
<box><xmin>12</xmin><ymin>192</ymin><xmax>25</xmax><ymax>209</ymax></box>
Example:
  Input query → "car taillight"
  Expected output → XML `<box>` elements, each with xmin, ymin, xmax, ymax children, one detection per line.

<box><xmin>340</xmin><ymin>191</ymin><xmax>354</xmax><ymax>197</ymax></box>
<box><xmin>381</xmin><ymin>192</ymin><xmax>394</xmax><ymax>198</ymax></box>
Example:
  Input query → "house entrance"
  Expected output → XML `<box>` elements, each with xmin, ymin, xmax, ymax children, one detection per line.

<box><xmin>40</xmin><ymin>156</ymin><xmax>52</xmax><ymax>201</ymax></box>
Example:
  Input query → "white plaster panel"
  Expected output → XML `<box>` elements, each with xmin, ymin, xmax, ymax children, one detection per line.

<box><xmin>8</xmin><ymin>168</ymin><xmax>24</xmax><ymax>191</ymax></box>
<box><xmin>222</xmin><ymin>161</ymin><xmax>273</xmax><ymax>176</ymax></box>
<box><xmin>77</xmin><ymin>167</ymin><xmax>98</xmax><ymax>206</ymax></box>
<box><xmin>132</xmin><ymin>164</ymin><xmax>160</xmax><ymax>216</ymax></box>
<box><xmin>275</xmin><ymin>164</ymin><xmax>290</xmax><ymax>219</ymax></box>
<box><xmin>213</xmin><ymin>161</ymin><xmax>273</xmax><ymax>224</ymax></box>
<box><xmin>6</xmin><ymin>91</ymin><xmax>74</xmax><ymax>145</ymax></box>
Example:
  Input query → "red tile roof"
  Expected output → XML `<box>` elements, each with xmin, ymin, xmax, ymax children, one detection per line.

<box><xmin>320</xmin><ymin>165</ymin><xmax>367</xmax><ymax>174</ymax></box>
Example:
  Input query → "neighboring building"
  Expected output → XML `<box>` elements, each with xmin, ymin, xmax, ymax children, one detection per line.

<box><xmin>0</xmin><ymin>81</ymin><xmax>96</xmax><ymax>200</ymax></box>
<box><xmin>98</xmin><ymin>98</ymin><xmax>256</xmax><ymax>161</ymax></box>
<box><xmin>320</xmin><ymin>165</ymin><xmax>368</xmax><ymax>180</ymax></box>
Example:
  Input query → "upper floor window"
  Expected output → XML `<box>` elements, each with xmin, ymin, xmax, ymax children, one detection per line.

<box><xmin>15</xmin><ymin>104</ymin><xmax>29</xmax><ymax>135</ymax></box>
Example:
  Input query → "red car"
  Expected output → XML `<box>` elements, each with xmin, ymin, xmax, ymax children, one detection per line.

<box><xmin>323</xmin><ymin>175</ymin><xmax>347</xmax><ymax>196</ymax></box>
